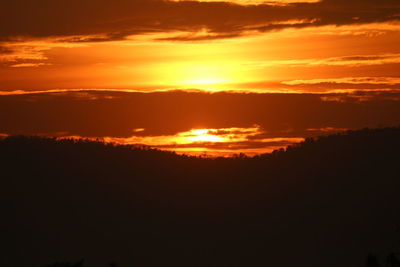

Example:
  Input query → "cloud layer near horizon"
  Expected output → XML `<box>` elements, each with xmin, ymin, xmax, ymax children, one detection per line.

<box><xmin>1</xmin><ymin>90</ymin><xmax>400</xmax><ymax>155</ymax></box>
<box><xmin>1</xmin><ymin>90</ymin><xmax>399</xmax><ymax>136</ymax></box>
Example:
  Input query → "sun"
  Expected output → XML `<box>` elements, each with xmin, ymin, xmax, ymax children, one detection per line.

<box><xmin>184</xmin><ymin>77</ymin><xmax>229</xmax><ymax>86</ymax></box>
<box><xmin>185</xmin><ymin>129</ymin><xmax>226</xmax><ymax>142</ymax></box>
<box><xmin>176</xmin><ymin>64</ymin><xmax>233</xmax><ymax>88</ymax></box>
<box><xmin>156</xmin><ymin>61</ymin><xmax>241</xmax><ymax>90</ymax></box>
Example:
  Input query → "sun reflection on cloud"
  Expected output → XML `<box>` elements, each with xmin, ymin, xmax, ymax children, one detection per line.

<box><xmin>56</xmin><ymin>125</ymin><xmax>305</xmax><ymax>156</ymax></box>
<box><xmin>185</xmin><ymin>129</ymin><xmax>226</xmax><ymax>142</ymax></box>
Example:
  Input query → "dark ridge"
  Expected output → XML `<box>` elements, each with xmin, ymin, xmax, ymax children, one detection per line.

<box><xmin>1</xmin><ymin>127</ymin><xmax>400</xmax><ymax>267</ymax></box>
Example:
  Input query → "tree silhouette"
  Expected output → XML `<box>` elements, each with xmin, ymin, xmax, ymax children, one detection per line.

<box><xmin>2</xmin><ymin>127</ymin><xmax>400</xmax><ymax>267</ymax></box>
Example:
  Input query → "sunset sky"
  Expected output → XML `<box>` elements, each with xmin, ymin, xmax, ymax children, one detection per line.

<box><xmin>1</xmin><ymin>0</ymin><xmax>400</xmax><ymax>156</ymax></box>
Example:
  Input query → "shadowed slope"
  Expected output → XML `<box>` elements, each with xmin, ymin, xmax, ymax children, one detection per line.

<box><xmin>1</xmin><ymin>127</ymin><xmax>400</xmax><ymax>267</ymax></box>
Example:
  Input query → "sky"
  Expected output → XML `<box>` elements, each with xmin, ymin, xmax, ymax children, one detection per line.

<box><xmin>1</xmin><ymin>0</ymin><xmax>400</xmax><ymax>156</ymax></box>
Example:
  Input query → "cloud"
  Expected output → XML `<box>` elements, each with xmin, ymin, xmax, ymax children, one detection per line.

<box><xmin>154</xmin><ymin>31</ymin><xmax>242</xmax><ymax>41</ymax></box>
<box><xmin>320</xmin><ymin>90</ymin><xmax>400</xmax><ymax>102</ymax></box>
<box><xmin>98</xmin><ymin>126</ymin><xmax>263</xmax><ymax>145</ymax></box>
<box><xmin>283</xmin><ymin>77</ymin><xmax>400</xmax><ymax>86</ymax></box>
<box><xmin>245</xmin><ymin>53</ymin><xmax>400</xmax><ymax>69</ymax></box>
<box><xmin>320</xmin><ymin>54</ymin><xmax>400</xmax><ymax>66</ymax></box>
<box><xmin>306</xmin><ymin>126</ymin><xmax>348</xmax><ymax>132</ymax></box>
<box><xmin>1</xmin><ymin>90</ymin><xmax>400</xmax><ymax>141</ymax></box>
<box><xmin>10</xmin><ymin>63</ymin><xmax>50</xmax><ymax>68</ymax></box>
<box><xmin>0</xmin><ymin>38</ymin><xmax>86</xmax><ymax>67</ymax></box>
<box><xmin>279</xmin><ymin>76</ymin><xmax>400</xmax><ymax>93</ymax></box>
<box><xmin>57</xmin><ymin>125</ymin><xmax>305</xmax><ymax>156</ymax></box>
<box><xmin>1</xmin><ymin>3</ymin><xmax>399</xmax><ymax>68</ymax></box>
<box><xmin>0</xmin><ymin>47</ymin><xmax>13</xmax><ymax>55</ymax></box>
<box><xmin>0</xmin><ymin>0</ymin><xmax>399</xmax><ymax>43</ymax></box>
<box><xmin>155</xmin><ymin>138</ymin><xmax>305</xmax><ymax>156</ymax></box>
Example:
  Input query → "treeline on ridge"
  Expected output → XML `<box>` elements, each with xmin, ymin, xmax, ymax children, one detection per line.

<box><xmin>1</xmin><ymin>127</ymin><xmax>400</xmax><ymax>267</ymax></box>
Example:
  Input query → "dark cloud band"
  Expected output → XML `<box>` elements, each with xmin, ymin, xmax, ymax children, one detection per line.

<box><xmin>1</xmin><ymin>0</ymin><xmax>399</xmax><ymax>42</ymax></box>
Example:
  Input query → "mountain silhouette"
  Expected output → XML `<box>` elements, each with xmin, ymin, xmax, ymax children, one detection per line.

<box><xmin>1</xmin><ymin>127</ymin><xmax>400</xmax><ymax>267</ymax></box>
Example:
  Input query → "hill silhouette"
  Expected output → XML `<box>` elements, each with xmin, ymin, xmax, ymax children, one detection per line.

<box><xmin>2</xmin><ymin>127</ymin><xmax>400</xmax><ymax>267</ymax></box>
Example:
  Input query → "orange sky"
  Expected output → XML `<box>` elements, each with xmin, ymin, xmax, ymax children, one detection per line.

<box><xmin>1</xmin><ymin>22</ymin><xmax>400</xmax><ymax>92</ymax></box>
<box><xmin>1</xmin><ymin>0</ymin><xmax>400</xmax><ymax>155</ymax></box>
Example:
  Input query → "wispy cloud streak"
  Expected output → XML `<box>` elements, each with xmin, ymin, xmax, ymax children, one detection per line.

<box><xmin>246</xmin><ymin>53</ymin><xmax>400</xmax><ymax>68</ymax></box>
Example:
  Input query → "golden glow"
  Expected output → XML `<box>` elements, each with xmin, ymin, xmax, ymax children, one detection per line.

<box><xmin>59</xmin><ymin>126</ymin><xmax>304</xmax><ymax>157</ymax></box>
<box><xmin>1</xmin><ymin>0</ymin><xmax>399</xmax><ymax>157</ymax></box>
<box><xmin>126</xmin><ymin>23</ymin><xmax>400</xmax><ymax>91</ymax></box>
<box><xmin>2</xmin><ymin>21</ymin><xmax>400</xmax><ymax>92</ymax></box>
<box><xmin>165</xmin><ymin>63</ymin><xmax>233</xmax><ymax>88</ymax></box>
<box><xmin>185</xmin><ymin>129</ymin><xmax>226</xmax><ymax>142</ymax></box>
<box><xmin>56</xmin><ymin>126</ymin><xmax>304</xmax><ymax>157</ymax></box>
<box><xmin>118</xmin><ymin>126</ymin><xmax>261</xmax><ymax>145</ymax></box>
<box><xmin>154</xmin><ymin>59</ymin><xmax>252</xmax><ymax>90</ymax></box>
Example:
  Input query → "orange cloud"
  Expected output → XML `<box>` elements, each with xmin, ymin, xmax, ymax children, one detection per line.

<box><xmin>1</xmin><ymin>90</ymin><xmax>400</xmax><ymax>143</ymax></box>
<box><xmin>100</xmin><ymin>126</ymin><xmax>263</xmax><ymax>146</ymax></box>
<box><xmin>10</xmin><ymin>63</ymin><xmax>50</xmax><ymax>68</ymax></box>
<box><xmin>283</xmin><ymin>77</ymin><xmax>400</xmax><ymax>86</ymax></box>
<box><xmin>57</xmin><ymin>126</ymin><xmax>304</xmax><ymax>156</ymax></box>
<box><xmin>246</xmin><ymin>53</ymin><xmax>400</xmax><ymax>69</ymax></box>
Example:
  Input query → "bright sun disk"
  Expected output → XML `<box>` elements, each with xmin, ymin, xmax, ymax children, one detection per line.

<box><xmin>185</xmin><ymin>129</ymin><xmax>226</xmax><ymax>142</ymax></box>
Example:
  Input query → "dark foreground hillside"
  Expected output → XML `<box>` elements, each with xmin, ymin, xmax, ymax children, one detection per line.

<box><xmin>1</xmin><ymin>127</ymin><xmax>400</xmax><ymax>267</ymax></box>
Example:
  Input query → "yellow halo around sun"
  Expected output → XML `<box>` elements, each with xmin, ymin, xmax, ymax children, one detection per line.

<box><xmin>155</xmin><ymin>61</ymin><xmax>249</xmax><ymax>90</ymax></box>
<box><xmin>185</xmin><ymin>129</ymin><xmax>226</xmax><ymax>142</ymax></box>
